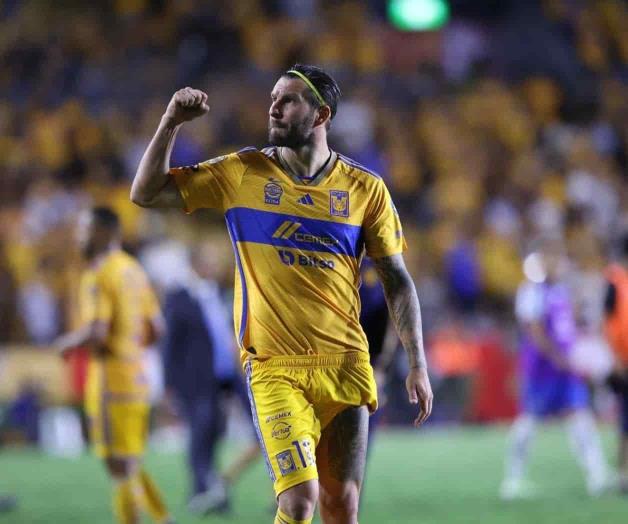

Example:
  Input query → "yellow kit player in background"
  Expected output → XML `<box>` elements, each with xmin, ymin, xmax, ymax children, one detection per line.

<box><xmin>55</xmin><ymin>207</ymin><xmax>174</xmax><ymax>524</ymax></box>
<box><xmin>131</xmin><ymin>64</ymin><xmax>433</xmax><ymax>524</ymax></box>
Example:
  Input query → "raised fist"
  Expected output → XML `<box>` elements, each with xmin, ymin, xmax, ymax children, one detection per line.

<box><xmin>163</xmin><ymin>87</ymin><xmax>210</xmax><ymax>125</ymax></box>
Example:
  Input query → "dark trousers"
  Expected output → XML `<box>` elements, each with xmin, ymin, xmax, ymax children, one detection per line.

<box><xmin>180</xmin><ymin>394</ymin><xmax>224</xmax><ymax>495</ymax></box>
<box><xmin>179</xmin><ymin>376</ymin><xmax>252</xmax><ymax>496</ymax></box>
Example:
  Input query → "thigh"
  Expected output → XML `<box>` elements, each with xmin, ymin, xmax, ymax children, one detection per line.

<box><xmin>245</xmin><ymin>362</ymin><xmax>320</xmax><ymax>497</ymax></box>
<box><xmin>316</xmin><ymin>405</ymin><xmax>369</xmax><ymax>494</ymax></box>
<box><xmin>107</xmin><ymin>400</ymin><xmax>150</xmax><ymax>458</ymax></box>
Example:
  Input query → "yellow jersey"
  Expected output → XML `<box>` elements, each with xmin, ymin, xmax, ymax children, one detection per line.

<box><xmin>79</xmin><ymin>249</ymin><xmax>159</xmax><ymax>397</ymax></box>
<box><xmin>171</xmin><ymin>147</ymin><xmax>405</xmax><ymax>361</ymax></box>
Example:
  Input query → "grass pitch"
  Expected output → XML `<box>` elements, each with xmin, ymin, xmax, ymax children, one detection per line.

<box><xmin>2</xmin><ymin>425</ymin><xmax>626</xmax><ymax>523</ymax></box>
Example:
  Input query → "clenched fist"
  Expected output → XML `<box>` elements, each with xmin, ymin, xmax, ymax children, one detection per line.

<box><xmin>163</xmin><ymin>87</ymin><xmax>210</xmax><ymax>126</ymax></box>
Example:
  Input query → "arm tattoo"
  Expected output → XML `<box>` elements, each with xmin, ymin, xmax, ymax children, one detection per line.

<box><xmin>372</xmin><ymin>254</ymin><xmax>426</xmax><ymax>369</ymax></box>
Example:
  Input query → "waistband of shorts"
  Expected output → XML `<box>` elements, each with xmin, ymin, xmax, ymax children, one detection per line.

<box><xmin>247</xmin><ymin>353</ymin><xmax>371</xmax><ymax>369</ymax></box>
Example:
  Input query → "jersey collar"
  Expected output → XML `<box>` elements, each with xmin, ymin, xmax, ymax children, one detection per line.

<box><xmin>272</xmin><ymin>147</ymin><xmax>338</xmax><ymax>187</ymax></box>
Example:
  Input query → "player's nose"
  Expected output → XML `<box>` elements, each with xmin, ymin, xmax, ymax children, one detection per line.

<box><xmin>269</xmin><ymin>101</ymin><xmax>282</xmax><ymax>119</ymax></box>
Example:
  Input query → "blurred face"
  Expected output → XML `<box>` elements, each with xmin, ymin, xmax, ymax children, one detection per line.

<box><xmin>268</xmin><ymin>77</ymin><xmax>318</xmax><ymax>148</ymax></box>
<box><xmin>191</xmin><ymin>243</ymin><xmax>220</xmax><ymax>280</ymax></box>
<box><xmin>76</xmin><ymin>210</ymin><xmax>111</xmax><ymax>259</ymax></box>
<box><xmin>76</xmin><ymin>210</ymin><xmax>95</xmax><ymax>258</ymax></box>
<box><xmin>540</xmin><ymin>241</ymin><xmax>565</xmax><ymax>280</ymax></box>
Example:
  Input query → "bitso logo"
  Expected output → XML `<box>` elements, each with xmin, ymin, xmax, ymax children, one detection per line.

<box><xmin>278</xmin><ymin>250</ymin><xmax>295</xmax><ymax>265</ymax></box>
<box><xmin>277</xmin><ymin>249</ymin><xmax>334</xmax><ymax>269</ymax></box>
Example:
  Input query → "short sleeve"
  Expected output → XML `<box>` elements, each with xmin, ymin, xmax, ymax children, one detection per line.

<box><xmin>80</xmin><ymin>272</ymin><xmax>113</xmax><ymax>325</ymax></box>
<box><xmin>515</xmin><ymin>282</ymin><xmax>543</xmax><ymax>323</ymax></box>
<box><xmin>363</xmin><ymin>179</ymin><xmax>406</xmax><ymax>258</ymax></box>
<box><xmin>143</xmin><ymin>284</ymin><xmax>161</xmax><ymax>319</ymax></box>
<box><xmin>170</xmin><ymin>152</ymin><xmax>247</xmax><ymax>213</ymax></box>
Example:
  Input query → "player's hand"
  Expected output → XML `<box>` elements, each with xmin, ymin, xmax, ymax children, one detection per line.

<box><xmin>406</xmin><ymin>366</ymin><xmax>433</xmax><ymax>428</ymax></box>
<box><xmin>163</xmin><ymin>87</ymin><xmax>210</xmax><ymax>126</ymax></box>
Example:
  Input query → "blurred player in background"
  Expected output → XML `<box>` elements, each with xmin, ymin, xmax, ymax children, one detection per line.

<box><xmin>162</xmin><ymin>240</ymin><xmax>259</xmax><ymax>515</ymax></box>
<box><xmin>500</xmin><ymin>236</ymin><xmax>609</xmax><ymax>500</ymax></box>
<box><xmin>131</xmin><ymin>64</ymin><xmax>433</xmax><ymax>524</ymax></box>
<box><xmin>604</xmin><ymin>233</ymin><xmax>628</xmax><ymax>493</ymax></box>
<box><xmin>55</xmin><ymin>207</ymin><xmax>173</xmax><ymax>524</ymax></box>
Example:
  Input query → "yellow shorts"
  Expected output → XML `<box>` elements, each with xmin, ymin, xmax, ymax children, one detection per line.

<box><xmin>244</xmin><ymin>353</ymin><xmax>377</xmax><ymax>496</ymax></box>
<box><xmin>85</xmin><ymin>392</ymin><xmax>150</xmax><ymax>459</ymax></box>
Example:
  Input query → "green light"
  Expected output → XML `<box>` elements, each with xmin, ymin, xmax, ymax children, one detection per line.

<box><xmin>388</xmin><ymin>0</ymin><xmax>450</xmax><ymax>31</ymax></box>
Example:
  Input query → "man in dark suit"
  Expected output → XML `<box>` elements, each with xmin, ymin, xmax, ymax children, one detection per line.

<box><xmin>162</xmin><ymin>242</ymin><xmax>244</xmax><ymax>514</ymax></box>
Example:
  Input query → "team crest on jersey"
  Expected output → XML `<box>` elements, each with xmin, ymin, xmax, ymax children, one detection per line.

<box><xmin>276</xmin><ymin>450</ymin><xmax>297</xmax><ymax>476</ymax></box>
<box><xmin>329</xmin><ymin>190</ymin><xmax>349</xmax><ymax>217</ymax></box>
<box><xmin>264</xmin><ymin>180</ymin><xmax>283</xmax><ymax>205</ymax></box>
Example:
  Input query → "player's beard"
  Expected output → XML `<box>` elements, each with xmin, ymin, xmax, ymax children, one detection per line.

<box><xmin>268</xmin><ymin>115</ymin><xmax>315</xmax><ymax>148</ymax></box>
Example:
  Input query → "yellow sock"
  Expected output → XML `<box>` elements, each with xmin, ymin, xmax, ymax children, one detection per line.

<box><xmin>135</xmin><ymin>469</ymin><xmax>170</xmax><ymax>523</ymax></box>
<box><xmin>113</xmin><ymin>478</ymin><xmax>139</xmax><ymax>524</ymax></box>
<box><xmin>274</xmin><ymin>507</ymin><xmax>313</xmax><ymax>524</ymax></box>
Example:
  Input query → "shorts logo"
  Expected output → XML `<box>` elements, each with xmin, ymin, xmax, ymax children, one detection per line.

<box><xmin>271</xmin><ymin>422</ymin><xmax>292</xmax><ymax>440</ymax></box>
<box><xmin>276</xmin><ymin>450</ymin><xmax>297</xmax><ymax>476</ymax></box>
<box><xmin>265</xmin><ymin>181</ymin><xmax>283</xmax><ymax>205</ymax></box>
<box><xmin>329</xmin><ymin>190</ymin><xmax>349</xmax><ymax>217</ymax></box>
<box><xmin>266</xmin><ymin>411</ymin><xmax>291</xmax><ymax>424</ymax></box>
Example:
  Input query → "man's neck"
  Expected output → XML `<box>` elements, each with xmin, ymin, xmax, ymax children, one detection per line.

<box><xmin>87</xmin><ymin>243</ymin><xmax>120</xmax><ymax>267</ymax></box>
<box><xmin>280</xmin><ymin>140</ymin><xmax>330</xmax><ymax>178</ymax></box>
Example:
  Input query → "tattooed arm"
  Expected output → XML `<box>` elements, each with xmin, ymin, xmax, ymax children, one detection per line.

<box><xmin>372</xmin><ymin>253</ymin><xmax>433</xmax><ymax>427</ymax></box>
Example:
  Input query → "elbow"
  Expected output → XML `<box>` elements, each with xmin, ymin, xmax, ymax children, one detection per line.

<box><xmin>130</xmin><ymin>186</ymin><xmax>150</xmax><ymax>208</ymax></box>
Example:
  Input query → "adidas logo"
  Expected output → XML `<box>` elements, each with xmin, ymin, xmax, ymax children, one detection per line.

<box><xmin>297</xmin><ymin>194</ymin><xmax>314</xmax><ymax>205</ymax></box>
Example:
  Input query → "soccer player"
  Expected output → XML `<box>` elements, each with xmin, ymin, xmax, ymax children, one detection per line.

<box><xmin>500</xmin><ymin>236</ymin><xmax>609</xmax><ymax>499</ymax></box>
<box><xmin>131</xmin><ymin>64</ymin><xmax>433</xmax><ymax>524</ymax></box>
<box><xmin>55</xmin><ymin>207</ymin><xmax>173</xmax><ymax>524</ymax></box>
<box><xmin>604</xmin><ymin>233</ymin><xmax>628</xmax><ymax>493</ymax></box>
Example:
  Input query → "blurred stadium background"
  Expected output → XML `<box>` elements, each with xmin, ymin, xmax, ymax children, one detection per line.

<box><xmin>0</xmin><ymin>0</ymin><xmax>627</xmax><ymax>522</ymax></box>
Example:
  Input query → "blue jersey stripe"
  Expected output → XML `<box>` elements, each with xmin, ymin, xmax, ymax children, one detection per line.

<box><xmin>245</xmin><ymin>362</ymin><xmax>276</xmax><ymax>482</ymax></box>
<box><xmin>337</xmin><ymin>154</ymin><xmax>381</xmax><ymax>179</ymax></box>
<box><xmin>225</xmin><ymin>219</ymin><xmax>248</xmax><ymax>345</ymax></box>
<box><xmin>225</xmin><ymin>207</ymin><xmax>363</xmax><ymax>258</ymax></box>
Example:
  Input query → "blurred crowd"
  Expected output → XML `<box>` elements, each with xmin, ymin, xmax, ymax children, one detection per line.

<box><xmin>0</xmin><ymin>0</ymin><xmax>626</xmax><ymax>358</ymax></box>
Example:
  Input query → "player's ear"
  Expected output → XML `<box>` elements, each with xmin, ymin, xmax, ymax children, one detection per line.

<box><xmin>314</xmin><ymin>105</ymin><xmax>331</xmax><ymax>128</ymax></box>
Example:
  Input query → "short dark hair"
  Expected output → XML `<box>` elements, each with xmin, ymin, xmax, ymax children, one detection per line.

<box><xmin>284</xmin><ymin>64</ymin><xmax>342</xmax><ymax>120</ymax></box>
<box><xmin>92</xmin><ymin>206</ymin><xmax>120</xmax><ymax>232</ymax></box>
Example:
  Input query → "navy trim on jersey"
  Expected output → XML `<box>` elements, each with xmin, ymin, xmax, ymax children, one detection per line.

<box><xmin>225</xmin><ymin>207</ymin><xmax>364</xmax><ymax>258</ymax></box>
<box><xmin>337</xmin><ymin>154</ymin><xmax>382</xmax><ymax>179</ymax></box>
<box><xmin>261</xmin><ymin>147</ymin><xmax>276</xmax><ymax>158</ymax></box>
<box><xmin>225</xmin><ymin>219</ymin><xmax>249</xmax><ymax>345</ymax></box>
<box><xmin>237</xmin><ymin>146</ymin><xmax>258</xmax><ymax>154</ymax></box>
